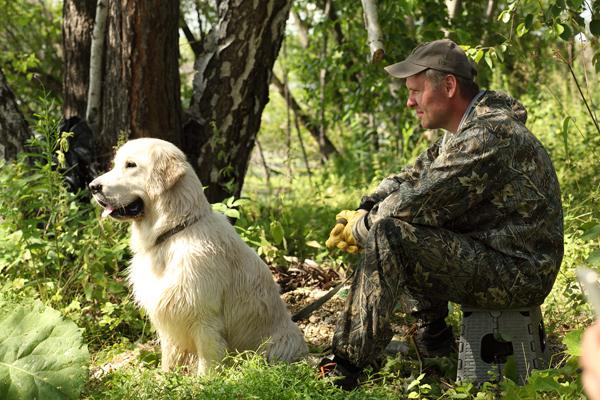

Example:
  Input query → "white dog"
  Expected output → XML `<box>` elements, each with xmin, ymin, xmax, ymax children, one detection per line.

<box><xmin>89</xmin><ymin>138</ymin><xmax>307</xmax><ymax>374</ymax></box>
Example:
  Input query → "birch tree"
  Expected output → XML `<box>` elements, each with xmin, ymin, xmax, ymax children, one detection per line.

<box><xmin>184</xmin><ymin>0</ymin><xmax>293</xmax><ymax>203</ymax></box>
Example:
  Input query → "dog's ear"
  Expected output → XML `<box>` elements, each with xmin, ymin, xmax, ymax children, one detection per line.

<box><xmin>147</xmin><ymin>147</ymin><xmax>187</xmax><ymax>198</ymax></box>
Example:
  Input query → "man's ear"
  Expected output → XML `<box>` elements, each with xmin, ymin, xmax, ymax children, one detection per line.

<box><xmin>147</xmin><ymin>148</ymin><xmax>187</xmax><ymax>198</ymax></box>
<box><xmin>445</xmin><ymin>74</ymin><xmax>458</xmax><ymax>98</ymax></box>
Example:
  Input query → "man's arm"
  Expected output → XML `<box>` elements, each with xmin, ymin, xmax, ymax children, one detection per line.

<box><xmin>353</xmin><ymin>127</ymin><xmax>510</xmax><ymax>244</ymax></box>
<box><xmin>358</xmin><ymin>142</ymin><xmax>440</xmax><ymax>211</ymax></box>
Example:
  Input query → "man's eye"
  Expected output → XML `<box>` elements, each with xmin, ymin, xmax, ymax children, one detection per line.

<box><xmin>125</xmin><ymin>161</ymin><xmax>137</xmax><ymax>168</ymax></box>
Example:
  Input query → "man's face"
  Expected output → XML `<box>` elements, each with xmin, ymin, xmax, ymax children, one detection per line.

<box><xmin>405</xmin><ymin>72</ymin><xmax>451</xmax><ymax>130</ymax></box>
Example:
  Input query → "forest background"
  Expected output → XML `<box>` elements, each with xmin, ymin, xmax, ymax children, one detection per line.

<box><xmin>1</xmin><ymin>0</ymin><xmax>600</xmax><ymax>398</ymax></box>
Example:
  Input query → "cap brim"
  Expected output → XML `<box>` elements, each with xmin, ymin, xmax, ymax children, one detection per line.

<box><xmin>384</xmin><ymin>61</ymin><xmax>428</xmax><ymax>79</ymax></box>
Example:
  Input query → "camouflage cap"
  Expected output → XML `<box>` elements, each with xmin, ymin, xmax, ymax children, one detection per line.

<box><xmin>384</xmin><ymin>39</ymin><xmax>477</xmax><ymax>80</ymax></box>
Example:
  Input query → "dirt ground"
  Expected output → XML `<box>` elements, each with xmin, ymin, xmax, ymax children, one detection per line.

<box><xmin>91</xmin><ymin>258</ymin><xmax>564</xmax><ymax>379</ymax></box>
<box><xmin>273</xmin><ymin>259</ymin><xmax>347</xmax><ymax>351</ymax></box>
<box><xmin>273</xmin><ymin>259</ymin><xmax>411</xmax><ymax>358</ymax></box>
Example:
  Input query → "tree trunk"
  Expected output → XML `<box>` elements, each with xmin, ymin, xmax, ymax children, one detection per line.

<box><xmin>361</xmin><ymin>0</ymin><xmax>385</xmax><ymax>63</ymax></box>
<box><xmin>0</xmin><ymin>68</ymin><xmax>30</xmax><ymax>161</ymax></box>
<box><xmin>446</xmin><ymin>0</ymin><xmax>462</xmax><ymax>20</ymax></box>
<box><xmin>480</xmin><ymin>0</ymin><xmax>497</xmax><ymax>45</ymax></box>
<box><xmin>97</xmin><ymin>0</ymin><xmax>182</xmax><ymax>166</ymax></box>
<box><xmin>62</xmin><ymin>0</ymin><xmax>96</xmax><ymax>120</ymax></box>
<box><xmin>86</xmin><ymin>0</ymin><xmax>108</xmax><ymax>131</ymax></box>
<box><xmin>290</xmin><ymin>9</ymin><xmax>309</xmax><ymax>48</ymax></box>
<box><xmin>184</xmin><ymin>0</ymin><xmax>293</xmax><ymax>203</ymax></box>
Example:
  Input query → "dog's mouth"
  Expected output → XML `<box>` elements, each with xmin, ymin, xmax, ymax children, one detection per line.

<box><xmin>96</xmin><ymin>197</ymin><xmax>144</xmax><ymax>220</ymax></box>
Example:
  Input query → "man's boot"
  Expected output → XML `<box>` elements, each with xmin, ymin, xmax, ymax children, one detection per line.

<box><xmin>413</xmin><ymin>318</ymin><xmax>455</xmax><ymax>357</ymax></box>
<box><xmin>317</xmin><ymin>355</ymin><xmax>363</xmax><ymax>390</ymax></box>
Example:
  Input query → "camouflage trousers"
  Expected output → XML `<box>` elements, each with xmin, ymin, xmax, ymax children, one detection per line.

<box><xmin>332</xmin><ymin>218</ymin><xmax>551</xmax><ymax>368</ymax></box>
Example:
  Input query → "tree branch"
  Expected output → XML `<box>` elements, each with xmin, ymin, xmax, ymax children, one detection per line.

<box><xmin>327</xmin><ymin>2</ymin><xmax>344</xmax><ymax>46</ymax></box>
<box><xmin>181</xmin><ymin>17</ymin><xmax>203</xmax><ymax>57</ymax></box>
<box><xmin>271</xmin><ymin>73</ymin><xmax>338</xmax><ymax>160</ymax></box>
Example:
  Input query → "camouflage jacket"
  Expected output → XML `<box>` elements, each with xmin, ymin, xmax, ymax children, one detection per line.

<box><xmin>353</xmin><ymin>91</ymin><xmax>564</xmax><ymax>277</ymax></box>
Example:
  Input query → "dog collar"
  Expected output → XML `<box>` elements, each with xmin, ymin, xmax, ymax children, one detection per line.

<box><xmin>155</xmin><ymin>215</ymin><xmax>201</xmax><ymax>246</ymax></box>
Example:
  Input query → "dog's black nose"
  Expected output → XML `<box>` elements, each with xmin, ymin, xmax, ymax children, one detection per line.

<box><xmin>89</xmin><ymin>182</ymin><xmax>102</xmax><ymax>194</ymax></box>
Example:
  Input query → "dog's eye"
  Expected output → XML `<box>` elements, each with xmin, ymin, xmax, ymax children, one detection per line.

<box><xmin>125</xmin><ymin>161</ymin><xmax>137</xmax><ymax>169</ymax></box>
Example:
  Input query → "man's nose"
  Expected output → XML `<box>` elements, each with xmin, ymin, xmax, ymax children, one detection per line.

<box><xmin>406</xmin><ymin>96</ymin><xmax>416</xmax><ymax>108</ymax></box>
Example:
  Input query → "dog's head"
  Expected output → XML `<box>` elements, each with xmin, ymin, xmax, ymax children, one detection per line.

<box><xmin>89</xmin><ymin>138</ymin><xmax>187</xmax><ymax>220</ymax></box>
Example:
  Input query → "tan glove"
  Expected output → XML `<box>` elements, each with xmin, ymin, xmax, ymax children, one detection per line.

<box><xmin>326</xmin><ymin>210</ymin><xmax>367</xmax><ymax>254</ymax></box>
<box><xmin>325</xmin><ymin>210</ymin><xmax>355</xmax><ymax>249</ymax></box>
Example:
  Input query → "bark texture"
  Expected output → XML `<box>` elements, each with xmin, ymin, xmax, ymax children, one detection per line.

<box><xmin>0</xmin><ymin>68</ymin><xmax>30</xmax><ymax>161</ymax></box>
<box><xmin>62</xmin><ymin>0</ymin><xmax>96</xmax><ymax>120</ymax></box>
<box><xmin>185</xmin><ymin>0</ymin><xmax>293</xmax><ymax>203</ymax></box>
<box><xmin>98</xmin><ymin>0</ymin><xmax>182</xmax><ymax>166</ymax></box>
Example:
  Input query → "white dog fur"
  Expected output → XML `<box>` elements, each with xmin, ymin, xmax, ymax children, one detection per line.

<box><xmin>89</xmin><ymin>138</ymin><xmax>307</xmax><ymax>375</ymax></box>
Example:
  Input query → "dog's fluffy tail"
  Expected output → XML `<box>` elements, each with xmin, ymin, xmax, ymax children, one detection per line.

<box><xmin>266</xmin><ymin>322</ymin><xmax>308</xmax><ymax>363</ymax></box>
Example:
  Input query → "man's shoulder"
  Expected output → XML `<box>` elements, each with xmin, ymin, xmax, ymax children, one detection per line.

<box><xmin>469</xmin><ymin>91</ymin><xmax>528</xmax><ymax>125</ymax></box>
<box><xmin>456</xmin><ymin>91</ymin><xmax>530</xmax><ymax>141</ymax></box>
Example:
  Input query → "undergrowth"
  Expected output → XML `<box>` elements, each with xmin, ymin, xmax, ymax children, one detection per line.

<box><xmin>0</xmin><ymin>89</ymin><xmax>598</xmax><ymax>398</ymax></box>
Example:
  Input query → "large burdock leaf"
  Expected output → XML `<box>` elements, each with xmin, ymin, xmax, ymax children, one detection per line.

<box><xmin>0</xmin><ymin>301</ymin><xmax>89</xmax><ymax>400</ymax></box>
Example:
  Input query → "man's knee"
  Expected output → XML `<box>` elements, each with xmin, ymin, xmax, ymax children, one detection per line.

<box><xmin>363</xmin><ymin>218</ymin><xmax>418</xmax><ymax>273</ymax></box>
<box><xmin>367</xmin><ymin>218</ymin><xmax>417</xmax><ymax>250</ymax></box>
<box><xmin>368</xmin><ymin>218</ymin><xmax>399</xmax><ymax>239</ymax></box>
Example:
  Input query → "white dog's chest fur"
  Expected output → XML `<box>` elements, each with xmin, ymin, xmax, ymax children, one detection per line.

<box><xmin>130</xmin><ymin>251</ymin><xmax>180</xmax><ymax>316</ymax></box>
<box><xmin>128</xmin><ymin>226</ymin><xmax>221</xmax><ymax>325</ymax></box>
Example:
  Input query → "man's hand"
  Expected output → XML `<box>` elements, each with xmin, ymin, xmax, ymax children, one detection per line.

<box><xmin>325</xmin><ymin>210</ymin><xmax>354</xmax><ymax>250</ymax></box>
<box><xmin>325</xmin><ymin>210</ymin><xmax>367</xmax><ymax>254</ymax></box>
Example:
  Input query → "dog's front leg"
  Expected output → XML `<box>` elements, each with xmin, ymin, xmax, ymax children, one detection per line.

<box><xmin>160</xmin><ymin>335</ymin><xmax>181</xmax><ymax>372</ymax></box>
<box><xmin>192</xmin><ymin>321</ymin><xmax>227</xmax><ymax>375</ymax></box>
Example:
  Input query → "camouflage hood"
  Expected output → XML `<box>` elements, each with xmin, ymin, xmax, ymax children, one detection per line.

<box><xmin>467</xmin><ymin>90</ymin><xmax>528</xmax><ymax>127</ymax></box>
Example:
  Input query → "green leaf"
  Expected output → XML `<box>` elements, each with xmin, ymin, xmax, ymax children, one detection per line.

<box><xmin>516</xmin><ymin>22</ymin><xmax>528</xmax><ymax>37</ymax></box>
<box><xmin>549</xmin><ymin>4</ymin><xmax>562</xmax><ymax>17</ymax></box>
<box><xmin>590</xmin><ymin>19</ymin><xmax>600</xmax><ymax>36</ymax></box>
<box><xmin>562</xmin><ymin>328</ymin><xmax>583</xmax><ymax>356</ymax></box>
<box><xmin>554</xmin><ymin>23</ymin><xmax>565</xmax><ymax>36</ymax></box>
<box><xmin>305</xmin><ymin>240</ymin><xmax>322</xmax><ymax>249</ymax></box>
<box><xmin>406</xmin><ymin>373</ymin><xmax>425</xmax><ymax>390</ymax></box>
<box><xmin>526</xmin><ymin>369</ymin><xmax>562</xmax><ymax>392</ymax></box>
<box><xmin>502</xmin><ymin>355</ymin><xmax>519</xmax><ymax>383</ymax></box>
<box><xmin>474</xmin><ymin>49</ymin><xmax>485</xmax><ymax>64</ymax></box>
<box><xmin>0</xmin><ymin>302</ymin><xmax>89</xmax><ymax>400</ymax></box>
<box><xmin>224</xmin><ymin>208</ymin><xmax>240</xmax><ymax>219</ymax></box>
<box><xmin>494</xmin><ymin>46</ymin><xmax>505</xmax><ymax>62</ymax></box>
<box><xmin>484</xmin><ymin>51</ymin><xmax>494</xmax><ymax>70</ymax></box>
<box><xmin>582</xmin><ymin>223</ymin><xmax>600</xmax><ymax>241</ymax></box>
<box><xmin>525</xmin><ymin>13</ymin><xmax>535</xmax><ymax>29</ymax></box>
<box><xmin>501</xmin><ymin>11</ymin><xmax>512</xmax><ymax>24</ymax></box>
<box><xmin>587</xmin><ymin>248</ymin><xmax>600</xmax><ymax>265</ymax></box>
<box><xmin>560</xmin><ymin>24</ymin><xmax>573</xmax><ymax>40</ymax></box>
<box><xmin>269</xmin><ymin>221</ymin><xmax>285</xmax><ymax>245</ymax></box>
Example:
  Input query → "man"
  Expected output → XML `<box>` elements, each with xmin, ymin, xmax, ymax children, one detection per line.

<box><xmin>322</xmin><ymin>39</ymin><xmax>564</xmax><ymax>389</ymax></box>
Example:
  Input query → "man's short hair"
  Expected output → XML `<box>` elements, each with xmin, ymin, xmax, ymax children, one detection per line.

<box><xmin>424</xmin><ymin>69</ymin><xmax>480</xmax><ymax>98</ymax></box>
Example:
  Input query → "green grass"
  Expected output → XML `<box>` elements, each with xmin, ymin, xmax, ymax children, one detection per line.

<box><xmin>1</xmin><ymin>89</ymin><xmax>598</xmax><ymax>398</ymax></box>
<box><xmin>83</xmin><ymin>352</ymin><xmax>405</xmax><ymax>400</ymax></box>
